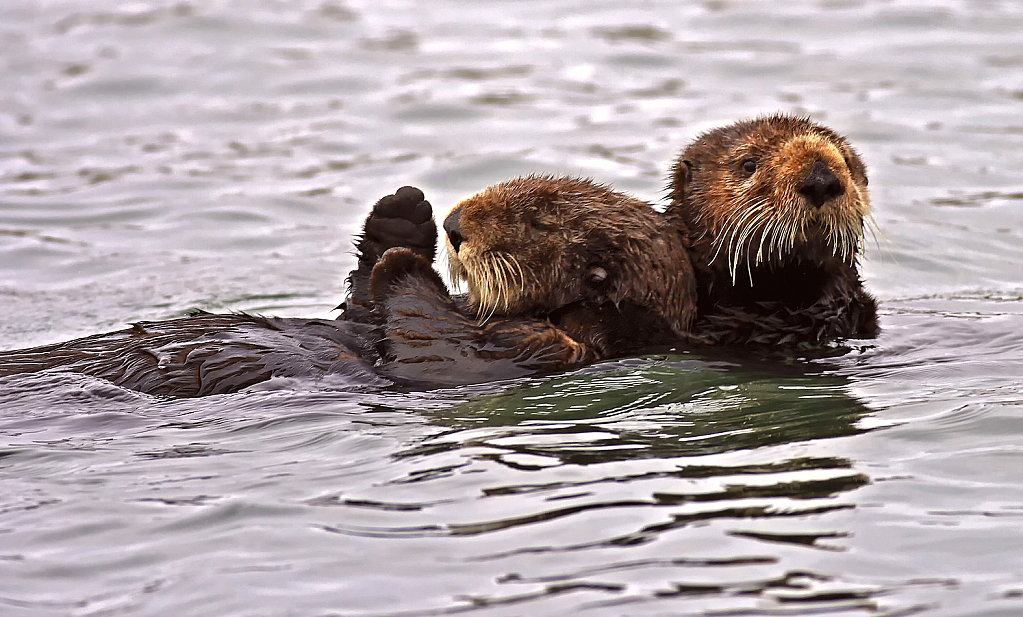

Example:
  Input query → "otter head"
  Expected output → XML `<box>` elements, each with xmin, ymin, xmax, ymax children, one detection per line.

<box><xmin>669</xmin><ymin>114</ymin><xmax>873</xmax><ymax>290</ymax></box>
<box><xmin>442</xmin><ymin>175</ymin><xmax>697</xmax><ymax>336</ymax></box>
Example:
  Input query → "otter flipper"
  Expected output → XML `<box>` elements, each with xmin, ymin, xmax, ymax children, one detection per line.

<box><xmin>343</xmin><ymin>186</ymin><xmax>437</xmax><ymax>324</ymax></box>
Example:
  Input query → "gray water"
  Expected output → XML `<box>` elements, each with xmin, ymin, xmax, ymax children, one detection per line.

<box><xmin>1</xmin><ymin>1</ymin><xmax>1022</xmax><ymax>615</ymax></box>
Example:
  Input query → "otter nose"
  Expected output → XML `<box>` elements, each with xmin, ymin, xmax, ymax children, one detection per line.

<box><xmin>443</xmin><ymin>206</ymin><xmax>464</xmax><ymax>253</ymax></box>
<box><xmin>798</xmin><ymin>161</ymin><xmax>844</xmax><ymax>209</ymax></box>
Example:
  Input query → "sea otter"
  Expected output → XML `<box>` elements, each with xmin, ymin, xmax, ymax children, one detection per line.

<box><xmin>0</xmin><ymin>182</ymin><xmax>689</xmax><ymax>395</ymax></box>
<box><xmin>355</xmin><ymin>177</ymin><xmax>702</xmax><ymax>383</ymax></box>
<box><xmin>668</xmin><ymin>114</ymin><xmax>879</xmax><ymax>346</ymax></box>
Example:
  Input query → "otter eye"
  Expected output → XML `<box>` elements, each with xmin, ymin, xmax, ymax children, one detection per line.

<box><xmin>741</xmin><ymin>158</ymin><xmax>757</xmax><ymax>175</ymax></box>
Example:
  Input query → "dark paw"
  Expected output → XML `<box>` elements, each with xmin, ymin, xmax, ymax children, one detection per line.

<box><xmin>369</xmin><ymin>247</ymin><xmax>447</xmax><ymax>305</ymax></box>
<box><xmin>361</xmin><ymin>186</ymin><xmax>437</xmax><ymax>263</ymax></box>
<box><xmin>374</xmin><ymin>186</ymin><xmax>432</xmax><ymax>223</ymax></box>
<box><xmin>343</xmin><ymin>187</ymin><xmax>439</xmax><ymax>323</ymax></box>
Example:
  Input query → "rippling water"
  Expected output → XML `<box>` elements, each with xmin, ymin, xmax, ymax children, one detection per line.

<box><xmin>2</xmin><ymin>1</ymin><xmax>1022</xmax><ymax>615</ymax></box>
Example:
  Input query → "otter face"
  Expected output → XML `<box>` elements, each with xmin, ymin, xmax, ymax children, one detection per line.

<box><xmin>442</xmin><ymin>175</ymin><xmax>697</xmax><ymax>335</ymax></box>
<box><xmin>671</xmin><ymin>115</ymin><xmax>873</xmax><ymax>285</ymax></box>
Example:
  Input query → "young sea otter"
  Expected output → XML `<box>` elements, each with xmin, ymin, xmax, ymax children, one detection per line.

<box><xmin>668</xmin><ymin>114</ymin><xmax>879</xmax><ymax>346</ymax></box>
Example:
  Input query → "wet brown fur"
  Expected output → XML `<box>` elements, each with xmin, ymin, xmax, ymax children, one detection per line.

<box><xmin>668</xmin><ymin>114</ymin><xmax>879</xmax><ymax>346</ymax></box>
<box><xmin>0</xmin><ymin>312</ymin><xmax>387</xmax><ymax>397</ymax></box>
<box><xmin>444</xmin><ymin>175</ymin><xmax>698</xmax><ymax>340</ymax></box>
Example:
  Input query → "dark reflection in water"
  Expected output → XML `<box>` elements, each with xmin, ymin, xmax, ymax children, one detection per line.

<box><xmin>0</xmin><ymin>327</ymin><xmax>1008</xmax><ymax>615</ymax></box>
<box><xmin>303</xmin><ymin>357</ymin><xmax>884</xmax><ymax>614</ymax></box>
<box><xmin>424</xmin><ymin>357</ymin><xmax>870</xmax><ymax>458</ymax></box>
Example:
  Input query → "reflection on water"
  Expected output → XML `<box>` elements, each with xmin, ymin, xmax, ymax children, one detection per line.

<box><xmin>303</xmin><ymin>358</ymin><xmax>878</xmax><ymax>614</ymax></box>
<box><xmin>432</xmin><ymin>358</ymin><xmax>868</xmax><ymax>455</ymax></box>
<box><xmin>0</xmin><ymin>354</ymin><xmax>885</xmax><ymax>615</ymax></box>
<box><xmin>3</xmin><ymin>318</ymin><xmax>1020</xmax><ymax>614</ymax></box>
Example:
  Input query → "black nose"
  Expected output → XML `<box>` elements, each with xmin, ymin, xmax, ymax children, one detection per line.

<box><xmin>798</xmin><ymin>161</ymin><xmax>844</xmax><ymax>209</ymax></box>
<box><xmin>443</xmin><ymin>206</ymin><xmax>464</xmax><ymax>253</ymax></box>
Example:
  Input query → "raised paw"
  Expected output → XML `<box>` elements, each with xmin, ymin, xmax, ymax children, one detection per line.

<box><xmin>360</xmin><ymin>186</ymin><xmax>437</xmax><ymax>264</ymax></box>
<box><xmin>369</xmin><ymin>247</ymin><xmax>447</xmax><ymax>306</ymax></box>
<box><xmin>343</xmin><ymin>187</ymin><xmax>439</xmax><ymax>323</ymax></box>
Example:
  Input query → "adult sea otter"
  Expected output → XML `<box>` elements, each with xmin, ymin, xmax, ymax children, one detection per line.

<box><xmin>667</xmin><ymin>114</ymin><xmax>879</xmax><ymax>346</ymax></box>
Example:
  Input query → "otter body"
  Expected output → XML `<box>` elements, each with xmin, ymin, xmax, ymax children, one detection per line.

<box><xmin>0</xmin><ymin>188</ymin><xmax>443</xmax><ymax>396</ymax></box>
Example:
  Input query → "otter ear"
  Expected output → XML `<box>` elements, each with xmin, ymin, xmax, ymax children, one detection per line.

<box><xmin>669</xmin><ymin>158</ymin><xmax>694</xmax><ymax>205</ymax></box>
<box><xmin>586</xmin><ymin>266</ymin><xmax>608</xmax><ymax>286</ymax></box>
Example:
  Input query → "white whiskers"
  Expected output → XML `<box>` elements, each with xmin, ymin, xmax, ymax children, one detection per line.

<box><xmin>463</xmin><ymin>251</ymin><xmax>525</xmax><ymax>324</ymax></box>
<box><xmin>707</xmin><ymin>192</ymin><xmax>867</xmax><ymax>286</ymax></box>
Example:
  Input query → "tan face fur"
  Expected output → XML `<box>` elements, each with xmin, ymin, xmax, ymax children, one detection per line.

<box><xmin>442</xmin><ymin>176</ymin><xmax>697</xmax><ymax>335</ymax></box>
<box><xmin>670</xmin><ymin>115</ymin><xmax>874</xmax><ymax>286</ymax></box>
